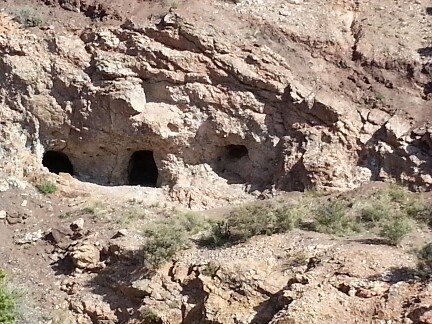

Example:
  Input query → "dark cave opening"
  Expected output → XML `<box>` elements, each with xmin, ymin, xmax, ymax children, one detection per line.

<box><xmin>128</xmin><ymin>151</ymin><xmax>159</xmax><ymax>187</ymax></box>
<box><xmin>42</xmin><ymin>151</ymin><xmax>74</xmax><ymax>175</ymax></box>
<box><xmin>225</xmin><ymin>145</ymin><xmax>249</xmax><ymax>160</ymax></box>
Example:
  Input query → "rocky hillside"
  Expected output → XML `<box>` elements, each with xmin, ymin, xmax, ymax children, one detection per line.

<box><xmin>0</xmin><ymin>0</ymin><xmax>431</xmax><ymax>204</ymax></box>
<box><xmin>0</xmin><ymin>0</ymin><xmax>431</xmax><ymax>323</ymax></box>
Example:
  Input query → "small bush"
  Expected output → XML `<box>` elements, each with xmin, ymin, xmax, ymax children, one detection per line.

<box><xmin>58</xmin><ymin>212</ymin><xmax>72</xmax><ymax>219</ymax></box>
<box><xmin>202</xmin><ymin>203</ymin><xmax>304</xmax><ymax>247</ymax></box>
<box><xmin>142</xmin><ymin>223</ymin><xmax>187</xmax><ymax>269</ymax></box>
<box><xmin>177</xmin><ymin>212</ymin><xmax>206</xmax><ymax>234</ymax></box>
<box><xmin>313</xmin><ymin>200</ymin><xmax>361</xmax><ymax>236</ymax></box>
<box><xmin>36</xmin><ymin>180</ymin><xmax>56</xmax><ymax>195</ymax></box>
<box><xmin>201</xmin><ymin>262</ymin><xmax>220</xmax><ymax>278</ymax></box>
<box><xmin>13</xmin><ymin>7</ymin><xmax>43</xmax><ymax>28</ymax></box>
<box><xmin>403</xmin><ymin>198</ymin><xmax>431</xmax><ymax>226</ymax></box>
<box><xmin>379</xmin><ymin>216</ymin><xmax>412</xmax><ymax>246</ymax></box>
<box><xmin>80</xmin><ymin>207</ymin><xmax>97</xmax><ymax>215</ymax></box>
<box><xmin>139</xmin><ymin>307</ymin><xmax>162</xmax><ymax>324</ymax></box>
<box><xmin>0</xmin><ymin>270</ymin><xmax>17</xmax><ymax>324</ymax></box>
<box><xmin>418</xmin><ymin>242</ymin><xmax>432</xmax><ymax>275</ymax></box>
<box><xmin>142</xmin><ymin>212</ymin><xmax>207</xmax><ymax>269</ymax></box>
<box><xmin>163</xmin><ymin>0</ymin><xmax>180</xmax><ymax>9</ymax></box>
<box><xmin>375</xmin><ymin>93</ymin><xmax>385</xmax><ymax>101</ymax></box>
<box><xmin>385</xmin><ymin>184</ymin><xmax>408</xmax><ymax>203</ymax></box>
<box><xmin>356</xmin><ymin>186</ymin><xmax>429</xmax><ymax>233</ymax></box>
<box><xmin>358</xmin><ymin>201</ymin><xmax>388</xmax><ymax>225</ymax></box>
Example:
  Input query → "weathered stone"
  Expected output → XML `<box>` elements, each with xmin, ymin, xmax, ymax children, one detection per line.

<box><xmin>71</xmin><ymin>243</ymin><xmax>104</xmax><ymax>270</ymax></box>
<box><xmin>70</xmin><ymin>218</ymin><xmax>85</xmax><ymax>232</ymax></box>
<box><xmin>0</xmin><ymin>8</ymin><xmax>430</xmax><ymax>204</ymax></box>
<box><xmin>14</xmin><ymin>229</ymin><xmax>44</xmax><ymax>244</ymax></box>
<box><xmin>386</xmin><ymin>115</ymin><xmax>412</xmax><ymax>140</ymax></box>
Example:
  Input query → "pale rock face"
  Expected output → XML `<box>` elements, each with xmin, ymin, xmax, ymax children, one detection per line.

<box><xmin>71</xmin><ymin>243</ymin><xmax>104</xmax><ymax>270</ymax></box>
<box><xmin>0</xmin><ymin>12</ymin><xmax>431</xmax><ymax>207</ymax></box>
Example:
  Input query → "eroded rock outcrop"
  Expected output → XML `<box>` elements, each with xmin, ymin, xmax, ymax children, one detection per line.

<box><xmin>61</xmin><ymin>229</ymin><xmax>432</xmax><ymax>324</ymax></box>
<box><xmin>0</xmin><ymin>11</ymin><xmax>431</xmax><ymax>206</ymax></box>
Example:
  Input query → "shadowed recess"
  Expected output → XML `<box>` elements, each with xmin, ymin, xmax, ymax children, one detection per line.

<box><xmin>128</xmin><ymin>150</ymin><xmax>158</xmax><ymax>187</ymax></box>
<box><xmin>42</xmin><ymin>151</ymin><xmax>74</xmax><ymax>175</ymax></box>
<box><xmin>225</xmin><ymin>144</ymin><xmax>249</xmax><ymax>160</ymax></box>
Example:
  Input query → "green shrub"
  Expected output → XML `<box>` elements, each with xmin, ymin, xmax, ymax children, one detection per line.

<box><xmin>313</xmin><ymin>200</ymin><xmax>361</xmax><ymax>236</ymax></box>
<box><xmin>358</xmin><ymin>201</ymin><xmax>388</xmax><ymax>225</ymax></box>
<box><xmin>379</xmin><ymin>216</ymin><xmax>412</xmax><ymax>246</ymax></box>
<box><xmin>356</xmin><ymin>186</ymin><xmax>430</xmax><ymax>233</ymax></box>
<box><xmin>36</xmin><ymin>181</ymin><xmax>56</xmax><ymax>195</ymax></box>
<box><xmin>142</xmin><ymin>223</ymin><xmax>188</xmax><ymax>269</ymax></box>
<box><xmin>176</xmin><ymin>212</ymin><xmax>206</xmax><ymax>234</ymax></box>
<box><xmin>274</xmin><ymin>204</ymin><xmax>306</xmax><ymax>232</ymax></box>
<box><xmin>385</xmin><ymin>184</ymin><xmax>409</xmax><ymax>203</ymax></box>
<box><xmin>13</xmin><ymin>7</ymin><xmax>43</xmax><ymax>28</ymax></box>
<box><xmin>142</xmin><ymin>212</ymin><xmax>207</xmax><ymax>269</ymax></box>
<box><xmin>58</xmin><ymin>212</ymin><xmax>72</xmax><ymax>219</ymax></box>
<box><xmin>403</xmin><ymin>198</ymin><xmax>431</xmax><ymax>226</ymax></box>
<box><xmin>375</xmin><ymin>93</ymin><xmax>385</xmax><ymax>101</ymax></box>
<box><xmin>0</xmin><ymin>270</ymin><xmax>17</xmax><ymax>324</ymax></box>
<box><xmin>201</xmin><ymin>262</ymin><xmax>220</xmax><ymax>278</ymax></box>
<box><xmin>139</xmin><ymin>307</ymin><xmax>162</xmax><ymax>324</ymax></box>
<box><xmin>202</xmin><ymin>203</ymin><xmax>304</xmax><ymax>247</ymax></box>
<box><xmin>418</xmin><ymin>242</ymin><xmax>432</xmax><ymax>275</ymax></box>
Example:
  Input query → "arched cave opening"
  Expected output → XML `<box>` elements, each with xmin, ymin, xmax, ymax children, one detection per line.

<box><xmin>128</xmin><ymin>151</ymin><xmax>159</xmax><ymax>187</ymax></box>
<box><xmin>225</xmin><ymin>145</ymin><xmax>249</xmax><ymax>160</ymax></box>
<box><xmin>42</xmin><ymin>151</ymin><xmax>74</xmax><ymax>175</ymax></box>
<box><xmin>212</xmin><ymin>144</ymin><xmax>249</xmax><ymax>185</ymax></box>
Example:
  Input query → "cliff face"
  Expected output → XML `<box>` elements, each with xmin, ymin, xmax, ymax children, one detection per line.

<box><xmin>0</xmin><ymin>0</ymin><xmax>431</xmax><ymax>206</ymax></box>
<box><xmin>0</xmin><ymin>2</ymin><xmax>432</xmax><ymax>323</ymax></box>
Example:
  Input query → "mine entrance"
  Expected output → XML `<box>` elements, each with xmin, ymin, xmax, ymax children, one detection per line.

<box><xmin>128</xmin><ymin>151</ymin><xmax>158</xmax><ymax>187</ymax></box>
<box><xmin>42</xmin><ymin>151</ymin><xmax>74</xmax><ymax>175</ymax></box>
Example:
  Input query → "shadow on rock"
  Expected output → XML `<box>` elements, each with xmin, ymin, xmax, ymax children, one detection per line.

<box><xmin>367</xmin><ymin>266</ymin><xmax>419</xmax><ymax>283</ymax></box>
<box><xmin>250</xmin><ymin>287</ymin><xmax>293</xmax><ymax>324</ymax></box>
<box><xmin>84</xmin><ymin>244</ymin><xmax>152</xmax><ymax>322</ymax></box>
<box><xmin>407</xmin><ymin>306</ymin><xmax>432</xmax><ymax>323</ymax></box>
<box><xmin>352</xmin><ymin>238</ymin><xmax>390</xmax><ymax>246</ymax></box>
<box><xmin>418</xmin><ymin>47</ymin><xmax>432</xmax><ymax>57</ymax></box>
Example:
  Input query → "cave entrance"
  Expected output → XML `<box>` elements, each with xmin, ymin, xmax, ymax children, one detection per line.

<box><xmin>128</xmin><ymin>151</ymin><xmax>158</xmax><ymax>187</ymax></box>
<box><xmin>225</xmin><ymin>145</ymin><xmax>249</xmax><ymax>160</ymax></box>
<box><xmin>42</xmin><ymin>151</ymin><xmax>74</xmax><ymax>175</ymax></box>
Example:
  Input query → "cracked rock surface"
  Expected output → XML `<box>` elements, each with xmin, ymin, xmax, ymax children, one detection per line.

<box><xmin>0</xmin><ymin>1</ymin><xmax>431</xmax><ymax>206</ymax></box>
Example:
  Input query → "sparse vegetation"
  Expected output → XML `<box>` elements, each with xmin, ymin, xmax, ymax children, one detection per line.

<box><xmin>142</xmin><ymin>211</ymin><xmax>207</xmax><ymax>269</ymax></box>
<box><xmin>58</xmin><ymin>212</ymin><xmax>73</xmax><ymax>219</ymax></box>
<box><xmin>358</xmin><ymin>200</ymin><xmax>388</xmax><ymax>225</ymax></box>
<box><xmin>353</xmin><ymin>185</ymin><xmax>432</xmax><ymax>245</ymax></box>
<box><xmin>80</xmin><ymin>207</ymin><xmax>97</xmax><ymax>215</ymax></box>
<box><xmin>136</xmin><ymin>184</ymin><xmax>428</xmax><ymax>270</ymax></box>
<box><xmin>200</xmin><ymin>184</ymin><xmax>430</xmax><ymax>248</ymax></box>
<box><xmin>386</xmin><ymin>184</ymin><xmax>409</xmax><ymax>203</ymax></box>
<box><xmin>374</xmin><ymin>92</ymin><xmax>385</xmax><ymax>101</ymax></box>
<box><xmin>201</xmin><ymin>262</ymin><xmax>221</xmax><ymax>278</ymax></box>
<box><xmin>36</xmin><ymin>180</ymin><xmax>57</xmax><ymax>195</ymax></box>
<box><xmin>313</xmin><ymin>200</ymin><xmax>361</xmax><ymax>236</ymax></box>
<box><xmin>202</xmin><ymin>202</ymin><xmax>306</xmax><ymax>247</ymax></box>
<box><xmin>115</xmin><ymin>209</ymin><xmax>147</xmax><ymax>225</ymax></box>
<box><xmin>417</xmin><ymin>242</ymin><xmax>432</xmax><ymax>275</ymax></box>
<box><xmin>12</xmin><ymin>7</ymin><xmax>43</xmax><ymax>28</ymax></box>
<box><xmin>284</xmin><ymin>252</ymin><xmax>310</xmax><ymax>269</ymax></box>
<box><xmin>0</xmin><ymin>270</ymin><xmax>18</xmax><ymax>324</ymax></box>
<box><xmin>163</xmin><ymin>0</ymin><xmax>180</xmax><ymax>9</ymax></box>
<box><xmin>379</xmin><ymin>216</ymin><xmax>412</xmax><ymax>246</ymax></box>
<box><xmin>139</xmin><ymin>307</ymin><xmax>162</xmax><ymax>324</ymax></box>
